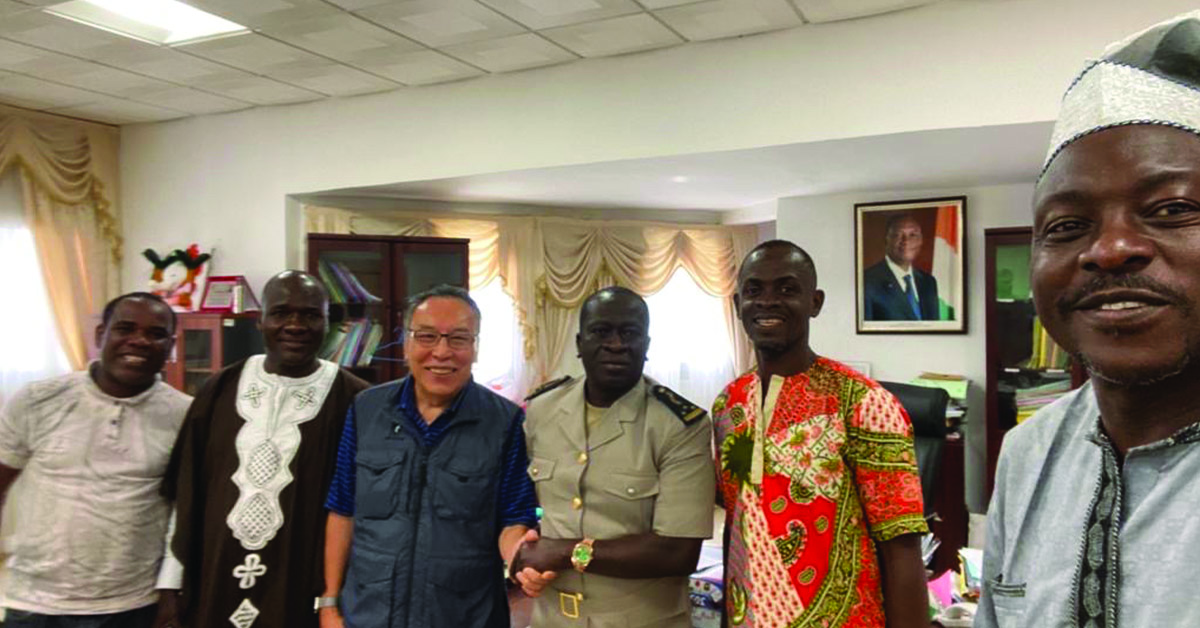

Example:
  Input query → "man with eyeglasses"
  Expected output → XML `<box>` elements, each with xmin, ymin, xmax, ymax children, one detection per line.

<box><xmin>510</xmin><ymin>286</ymin><xmax>715</xmax><ymax>627</ymax></box>
<box><xmin>154</xmin><ymin>271</ymin><xmax>369</xmax><ymax>628</ymax></box>
<box><xmin>321</xmin><ymin>284</ymin><xmax>537</xmax><ymax>628</ymax></box>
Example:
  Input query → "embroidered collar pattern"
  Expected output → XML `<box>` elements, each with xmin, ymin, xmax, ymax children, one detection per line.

<box><xmin>225</xmin><ymin>355</ymin><xmax>338</xmax><ymax>627</ymax></box>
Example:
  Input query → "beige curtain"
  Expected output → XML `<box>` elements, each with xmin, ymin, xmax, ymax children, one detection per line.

<box><xmin>0</xmin><ymin>107</ymin><xmax>120</xmax><ymax>369</ymax></box>
<box><xmin>536</xmin><ymin>218</ymin><xmax>755</xmax><ymax>382</ymax></box>
<box><xmin>303</xmin><ymin>205</ymin><xmax>755</xmax><ymax>395</ymax></box>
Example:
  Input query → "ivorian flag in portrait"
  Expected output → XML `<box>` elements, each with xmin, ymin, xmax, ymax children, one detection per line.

<box><xmin>931</xmin><ymin>205</ymin><xmax>958</xmax><ymax>321</ymax></box>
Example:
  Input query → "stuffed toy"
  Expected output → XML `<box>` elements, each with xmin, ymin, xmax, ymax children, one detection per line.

<box><xmin>143</xmin><ymin>244</ymin><xmax>211</xmax><ymax>311</ymax></box>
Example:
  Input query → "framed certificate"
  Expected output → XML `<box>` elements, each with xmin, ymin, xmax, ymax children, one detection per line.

<box><xmin>200</xmin><ymin>275</ymin><xmax>260</xmax><ymax>313</ymax></box>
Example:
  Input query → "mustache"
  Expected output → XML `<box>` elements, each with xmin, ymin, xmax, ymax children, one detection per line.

<box><xmin>1055</xmin><ymin>274</ymin><xmax>1189</xmax><ymax>316</ymax></box>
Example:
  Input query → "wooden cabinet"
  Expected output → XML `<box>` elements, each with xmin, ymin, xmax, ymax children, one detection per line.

<box><xmin>307</xmin><ymin>234</ymin><xmax>469</xmax><ymax>384</ymax></box>
<box><xmin>984</xmin><ymin>228</ymin><xmax>1084</xmax><ymax>499</ymax></box>
<box><xmin>163</xmin><ymin>312</ymin><xmax>263</xmax><ymax>395</ymax></box>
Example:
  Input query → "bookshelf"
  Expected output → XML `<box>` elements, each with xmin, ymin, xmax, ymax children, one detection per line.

<box><xmin>307</xmin><ymin>234</ymin><xmax>469</xmax><ymax>384</ymax></box>
<box><xmin>984</xmin><ymin>228</ymin><xmax>1085</xmax><ymax>499</ymax></box>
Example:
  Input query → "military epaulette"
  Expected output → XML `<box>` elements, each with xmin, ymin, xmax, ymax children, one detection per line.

<box><xmin>651</xmin><ymin>385</ymin><xmax>705</xmax><ymax>425</ymax></box>
<box><xmin>525</xmin><ymin>375</ymin><xmax>573</xmax><ymax>402</ymax></box>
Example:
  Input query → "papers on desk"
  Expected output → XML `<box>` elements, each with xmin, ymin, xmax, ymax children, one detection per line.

<box><xmin>910</xmin><ymin>373</ymin><xmax>969</xmax><ymax>401</ymax></box>
<box><xmin>922</xmin><ymin>533</ymin><xmax>942</xmax><ymax>567</ymax></box>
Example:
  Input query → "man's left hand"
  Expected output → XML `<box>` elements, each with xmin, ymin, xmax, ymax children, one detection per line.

<box><xmin>511</xmin><ymin>528</ymin><xmax>573</xmax><ymax>573</ymax></box>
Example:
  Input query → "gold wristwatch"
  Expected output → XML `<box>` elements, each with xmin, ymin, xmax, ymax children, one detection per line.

<box><xmin>570</xmin><ymin>538</ymin><xmax>595</xmax><ymax>573</ymax></box>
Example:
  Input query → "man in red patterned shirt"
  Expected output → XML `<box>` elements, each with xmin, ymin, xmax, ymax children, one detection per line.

<box><xmin>713</xmin><ymin>240</ymin><xmax>929</xmax><ymax>627</ymax></box>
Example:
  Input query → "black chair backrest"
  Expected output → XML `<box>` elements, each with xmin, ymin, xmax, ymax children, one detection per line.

<box><xmin>878</xmin><ymin>381</ymin><xmax>949</xmax><ymax>438</ymax></box>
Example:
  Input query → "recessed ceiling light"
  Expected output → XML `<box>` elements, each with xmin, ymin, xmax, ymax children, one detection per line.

<box><xmin>44</xmin><ymin>0</ymin><xmax>248</xmax><ymax>46</ymax></box>
<box><xmin>670</xmin><ymin>175</ymin><xmax>690</xmax><ymax>183</ymax></box>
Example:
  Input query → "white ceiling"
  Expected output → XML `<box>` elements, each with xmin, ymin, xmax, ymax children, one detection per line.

<box><xmin>0</xmin><ymin>0</ymin><xmax>945</xmax><ymax>125</ymax></box>
<box><xmin>308</xmin><ymin>121</ymin><xmax>1053</xmax><ymax>215</ymax></box>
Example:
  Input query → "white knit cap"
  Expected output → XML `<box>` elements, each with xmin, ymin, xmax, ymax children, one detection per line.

<box><xmin>1042</xmin><ymin>11</ymin><xmax>1200</xmax><ymax>178</ymax></box>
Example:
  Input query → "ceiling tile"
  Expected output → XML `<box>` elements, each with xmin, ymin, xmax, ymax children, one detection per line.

<box><xmin>189</xmin><ymin>73</ymin><xmax>324</xmax><ymax>105</ymax></box>
<box><xmin>541</xmin><ymin>13</ymin><xmax>682</xmax><ymax>57</ymax></box>
<box><xmin>176</xmin><ymin>32</ymin><xmax>327</xmax><ymax>75</ymax></box>
<box><xmin>179</xmin><ymin>0</ymin><xmax>340</xmax><ymax>29</ymax></box>
<box><xmin>0</xmin><ymin>9</ymin><xmax>158</xmax><ymax>58</ymax></box>
<box><xmin>654</xmin><ymin>0</ymin><xmax>802</xmax><ymax>41</ymax></box>
<box><xmin>0</xmin><ymin>0</ymin><xmax>35</xmax><ymax>15</ymax></box>
<box><xmin>349</xmin><ymin>49</ymin><xmax>484</xmax><ymax>85</ymax></box>
<box><xmin>35</xmin><ymin>60</ymin><xmax>175</xmax><ymax>98</ymax></box>
<box><xmin>636</xmin><ymin>0</ymin><xmax>706</xmax><ymax>7</ymax></box>
<box><xmin>93</xmin><ymin>46</ymin><xmax>247</xmax><ymax>83</ymax></box>
<box><xmin>126</xmin><ymin>85</ymin><xmax>252</xmax><ymax>115</ymax></box>
<box><xmin>477</xmin><ymin>0</ymin><xmax>642</xmax><ymax>30</ymax></box>
<box><xmin>47</xmin><ymin>96</ymin><xmax>186</xmax><ymax>124</ymax></box>
<box><xmin>259</xmin><ymin>12</ymin><xmax>424</xmax><ymax>65</ymax></box>
<box><xmin>322</xmin><ymin>0</ymin><xmax>392</xmax><ymax>9</ymax></box>
<box><xmin>265</xmin><ymin>61</ymin><xmax>401</xmax><ymax>96</ymax></box>
<box><xmin>0</xmin><ymin>38</ymin><xmax>66</xmax><ymax>73</ymax></box>
<box><xmin>0</xmin><ymin>71</ymin><xmax>100</xmax><ymax>109</ymax></box>
<box><xmin>441</xmin><ymin>33</ymin><xmax>576</xmax><ymax>73</ymax></box>
<box><xmin>788</xmin><ymin>0</ymin><xmax>931</xmax><ymax>23</ymax></box>
<box><xmin>354</xmin><ymin>0</ymin><xmax>526</xmax><ymax>47</ymax></box>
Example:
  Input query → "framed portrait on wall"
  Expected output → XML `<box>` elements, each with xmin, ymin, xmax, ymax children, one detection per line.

<box><xmin>855</xmin><ymin>196</ymin><xmax>967</xmax><ymax>334</ymax></box>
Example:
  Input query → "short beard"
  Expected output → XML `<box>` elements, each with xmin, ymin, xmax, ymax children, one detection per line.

<box><xmin>1077</xmin><ymin>350</ymin><xmax>1194</xmax><ymax>388</ymax></box>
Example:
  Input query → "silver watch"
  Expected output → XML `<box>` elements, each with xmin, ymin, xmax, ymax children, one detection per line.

<box><xmin>314</xmin><ymin>596</ymin><xmax>339</xmax><ymax>613</ymax></box>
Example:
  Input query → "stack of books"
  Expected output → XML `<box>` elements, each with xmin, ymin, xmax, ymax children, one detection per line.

<box><xmin>1014</xmin><ymin>378</ymin><xmax>1073</xmax><ymax>424</ymax></box>
<box><xmin>317</xmin><ymin>259</ymin><xmax>382</xmax><ymax>304</ymax></box>
<box><xmin>1026</xmin><ymin>317</ymin><xmax>1070</xmax><ymax>370</ymax></box>
<box><xmin>321</xmin><ymin>319</ymin><xmax>384</xmax><ymax>367</ymax></box>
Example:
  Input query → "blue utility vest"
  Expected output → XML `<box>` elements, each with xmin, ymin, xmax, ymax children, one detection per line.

<box><xmin>343</xmin><ymin>378</ymin><xmax>519</xmax><ymax>628</ymax></box>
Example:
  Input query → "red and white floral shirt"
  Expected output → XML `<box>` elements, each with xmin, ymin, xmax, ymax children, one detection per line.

<box><xmin>712</xmin><ymin>357</ymin><xmax>928</xmax><ymax>627</ymax></box>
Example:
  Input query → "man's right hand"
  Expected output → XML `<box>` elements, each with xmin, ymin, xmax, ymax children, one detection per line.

<box><xmin>319</xmin><ymin>607</ymin><xmax>345</xmax><ymax>628</ymax></box>
<box><xmin>511</xmin><ymin>528</ymin><xmax>558</xmax><ymax>597</ymax></box>
<box><xmin>152</xmin><ymin>589</ymin><xmax>180</xmax><ymax>628</ymax></box>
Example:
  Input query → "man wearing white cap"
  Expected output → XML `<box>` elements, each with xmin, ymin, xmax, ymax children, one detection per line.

<box><xmin>978</xmin><ymin>12</ymin><xmax>1200</xmax><ymax>628</ymax></box>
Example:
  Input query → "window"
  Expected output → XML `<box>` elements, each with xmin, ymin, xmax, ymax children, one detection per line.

<box><xmin>644</xmin><ymin>268</ymin><xmax>736</xmax><ymax>411</ymax></box>
<box><xmin>471</xmin><ymin>279</ymin><xmax>525</xmax><ymax>402</ymax></box>
<box><xmin>0</xmin><ymin>173</ymin><xmax>71</xmax><ymax>403</ymax></box>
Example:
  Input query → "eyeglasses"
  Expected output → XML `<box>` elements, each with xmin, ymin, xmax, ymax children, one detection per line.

<box><xmin>407</xmin><ymin>329</ymin><xmax>477</xmax><ymax>350</ymax></box>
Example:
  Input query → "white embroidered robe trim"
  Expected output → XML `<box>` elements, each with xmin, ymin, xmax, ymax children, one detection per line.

<box><xmin>226</xmin><ymin>356</ymin><xmax>338</xmax><ymax>551</ymax></box>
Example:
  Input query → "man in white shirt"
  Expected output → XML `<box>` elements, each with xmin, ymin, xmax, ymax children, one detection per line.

<box><xmin>0</xmin><ymin>292</ymin><xmax>191</xmax><ymax>628</ymax></box>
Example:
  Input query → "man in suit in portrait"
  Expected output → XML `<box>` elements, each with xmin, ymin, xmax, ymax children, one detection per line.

<box><xmin>862</xmin><ymin>213</ymin><xmax>940</xmax><ymax>321</ymax></box>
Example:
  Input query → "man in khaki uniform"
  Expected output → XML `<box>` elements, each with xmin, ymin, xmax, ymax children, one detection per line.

<box><xmin>511</xmin><ymin>286</ymin><xmax>715</xmax><ymax>628</ymax></box>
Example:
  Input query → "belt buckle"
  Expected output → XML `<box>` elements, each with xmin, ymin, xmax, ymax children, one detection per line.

<box><xmin>558</xmin><ymin>591</ymin><xmax>582</xmax><ymax>619</ymax></box>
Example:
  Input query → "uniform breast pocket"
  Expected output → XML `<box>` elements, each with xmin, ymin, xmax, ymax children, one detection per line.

<box><xmin>356</xmin><ymin>452</ymin><xmax>407</xmax><ymax>519</ymax></box>
<box><xmin>601</xmin><ymin>473</ymin><xmax>660</xmax><ymax>530</ymax></box>
<box><xmin>527</xmin><ymin>457</ymin><xmax>556</xmax><ymax>485</ymax></box>
<box><xmin>432</xmin><ymin>464</ymin><xmax>494</xmax><ymax>520</ymax></box>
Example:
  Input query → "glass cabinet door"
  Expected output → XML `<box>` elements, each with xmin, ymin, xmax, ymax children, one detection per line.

<box><xmin>311</xmin><ymin>241</ymin><xmax>391</xmax><ymax>382</ymax></box>
<box><xmin>181</xmin><ymin>326</ymin><xmax>215</xmax><ymax>396</ymax></box>
<box><xmin>402</xmin><ymin>248</ymin><xmax>467</xmax><ymax>294</ymax></box>
<box><xmin>992</xmin><ymin>243</ymin><xmax>1073</xmax><ymax>432</ymax></box>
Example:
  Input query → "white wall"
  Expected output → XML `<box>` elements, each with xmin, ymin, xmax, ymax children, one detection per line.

<box><xmin>776</xmin><ymin>182</ymin><xmax>1034</xmax><ymax>512</ymax></box>
<box><xmin>118</xmin><ymin>0</ymin><xmax>1198</xmax><ymax>291</ymax></box>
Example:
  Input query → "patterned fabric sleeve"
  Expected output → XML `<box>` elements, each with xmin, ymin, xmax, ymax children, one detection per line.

<box><xmin>847</xmin><ymin>387</ymin><xmax>928</xmax><ymax>542</ymax></box>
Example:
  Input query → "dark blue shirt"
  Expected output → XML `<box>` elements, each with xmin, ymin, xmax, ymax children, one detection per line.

<box><xmin>325</xmin><ymin>377</ymin><xmax>537</xmax><ymax>529</ymax></box>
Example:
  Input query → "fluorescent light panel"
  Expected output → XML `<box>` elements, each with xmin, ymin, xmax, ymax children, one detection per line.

<box><xmin>45</xmin><ymin>0</ymin><xmax>247</xmax><ymax>45</ymax></box>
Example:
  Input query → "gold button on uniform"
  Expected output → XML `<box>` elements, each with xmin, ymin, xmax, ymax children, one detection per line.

<box><xmin>571</xmin><ymin>496</ymin><xmax>583</xmax><ymax>510</ymax></box>
<box><xmin>626</xmin><ymin>487</ymin><xmax>636</xmax><ymax>495</ymax></box>
<box><xmin>577</xmin><ymin>451</ymin><xmax>588</xmax><ymax>464</ymax></box>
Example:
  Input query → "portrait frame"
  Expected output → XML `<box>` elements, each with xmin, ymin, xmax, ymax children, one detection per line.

<box><xmin>855</xmin><ymin>196</ymin><xmax>967</xmax><ymax>334</ymax></box>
